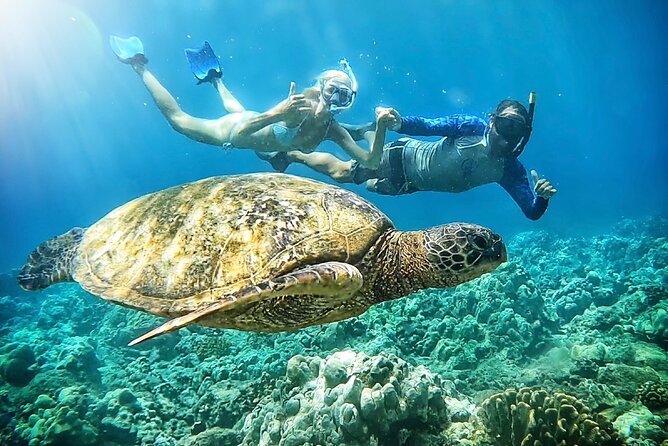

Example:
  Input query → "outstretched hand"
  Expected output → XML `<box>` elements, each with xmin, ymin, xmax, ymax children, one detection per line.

<box><xmin>375</xmin><ymin>107</ymin><xmax>400</xmax><ymax>130</ymax></box>
<box><xmin>278</xmin><ymin>82</ymin><xmax>311</xmax><ymax>126</ymax></box>
<box><xmin>531</xmin><ymin>170</ymin><xmax>557</xmax><ymax>199</ymax></box>
<box><xmin>375</xmin><ymin>107</ymin><xmax>402</xmax><ymax>131</ymax></box>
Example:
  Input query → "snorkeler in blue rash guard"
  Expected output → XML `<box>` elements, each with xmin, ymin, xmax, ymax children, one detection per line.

<box><xmin>263</xmin><ymin>96</ymin><xmax>557</xmax><ymax>220</ymax></box>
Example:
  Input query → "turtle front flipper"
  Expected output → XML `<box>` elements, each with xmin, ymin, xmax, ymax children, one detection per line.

<box><xmin>18</xmin><ymin>228</ymin><xmax>85</xmax><ymax>291</ymax></box>
<box><xmin>128</xmin><ymin>262</ymin><xmax>364</xmax><ymax>346</ymax></box>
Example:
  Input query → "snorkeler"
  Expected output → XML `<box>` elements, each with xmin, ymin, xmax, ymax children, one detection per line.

<box><xmin>262</xmin><ymin>96</ymin><xmax>557</xmax><ymax>220</ymax></box>
<box><xmin>108</xmin><ymin>36</ymin><xmax>389</xmax><ymax>169</ymax></box>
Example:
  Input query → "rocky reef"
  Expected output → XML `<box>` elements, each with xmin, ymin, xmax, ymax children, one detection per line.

<box><xmin>0</xmin><ymin>217</ymin><xmax>666</xmax><ymax>445</ymax></box>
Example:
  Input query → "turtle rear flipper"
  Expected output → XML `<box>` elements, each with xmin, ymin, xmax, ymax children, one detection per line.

<box><xmin>129</xmin><ymin>261</ymin><xmax>363</xmax><ymax>346</ymax></box>
<box><xmin>18</xmin><ymin>228</ymin><xmax>85</xmax><ymax>291</ymax></box>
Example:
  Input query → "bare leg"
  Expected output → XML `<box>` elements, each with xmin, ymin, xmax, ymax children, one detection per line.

<box><xmin>287</xmin><ymin>152</ymin><xmax>356</xmax><ymax>183</ymax></box>
<box><xmin>212</xmin><ymin>78</ymin><xmax>245</xmax><ymax>113</ymax></box>
<box><xmin>340</xmin><ymin>121</ymin><xmax>376</xmax><ymax>141</ymax></box>
<box><xmin>259</xmin><ymin>134</ymin><xmax>377</xmax><ymax>179</ymax></box>
<box><xmin>132</xmin><ymin>64</ymin><xmax>232</xmax><ymax>145</ymax></box>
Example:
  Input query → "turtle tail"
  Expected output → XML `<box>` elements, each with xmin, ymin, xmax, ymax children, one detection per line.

<box><xmin>18</xmin><ymin>227</ymin><xmax>86</xmax><ymax>291</ymax></box>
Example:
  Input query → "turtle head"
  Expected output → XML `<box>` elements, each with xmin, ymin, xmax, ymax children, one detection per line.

<box><xmin>422</xmin><ymin>223</ymin><xmax>506</xmax><ymax>286</ymax></box>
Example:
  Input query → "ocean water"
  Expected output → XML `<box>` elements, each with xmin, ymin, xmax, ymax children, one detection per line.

<box><xmin>0</xmin><ymin>1</ymin><xmax>666</xmax><ymax>445</ymax></box>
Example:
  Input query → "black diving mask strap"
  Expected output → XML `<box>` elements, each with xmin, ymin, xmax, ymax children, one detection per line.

<box><xmin>511</xmin><ymin>92</ymin><xmax>536</xmax><ymax>157</ymax></box>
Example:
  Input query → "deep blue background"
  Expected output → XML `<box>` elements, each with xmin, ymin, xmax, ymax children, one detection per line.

<box><xmin>1</xmin><ymin>0</ymin><xmax>667</xmax><ymax>273</ymax></box>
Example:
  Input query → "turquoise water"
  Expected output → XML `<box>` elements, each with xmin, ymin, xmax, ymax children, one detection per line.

<box><xmin>0</xmin><ymin>1</ymin><xmax>666</xmax><ymax>445</ymax></box>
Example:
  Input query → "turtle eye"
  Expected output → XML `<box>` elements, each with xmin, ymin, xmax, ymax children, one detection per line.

<box><xmin>469</xmin><ymin>234</ymin><xmax>489</xmax><ymax>251</ymax></box>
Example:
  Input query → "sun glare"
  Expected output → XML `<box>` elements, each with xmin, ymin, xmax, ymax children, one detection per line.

<box><xmin>0</xmin><ymin>0</ymin><xmax>104</xmax><ymax>167</ymax></box>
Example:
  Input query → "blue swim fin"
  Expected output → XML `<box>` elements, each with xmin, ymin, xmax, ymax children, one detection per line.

<box><xmin>109</xmin><ymin>35</ymin><xmax>148</xmax><ymax>65</ymax></box>
<box><xmin>184</xmin><ymin>41</ymin><xmax>222</xmax><ymax>84</ymax></box>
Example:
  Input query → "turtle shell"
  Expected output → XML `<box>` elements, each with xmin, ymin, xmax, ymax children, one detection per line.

<box><xmin>72</xmin><ymin>173</ymin><xmax>393</xmax><ymax>319</ymax></box>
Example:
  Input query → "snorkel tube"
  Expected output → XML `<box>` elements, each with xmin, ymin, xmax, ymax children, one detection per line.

<box><xmin>511</xmin><ymin>91</ymin><xmax>536</xmax><ymax>157</ymax></box>
<box><xmin>327</xmin><ymin>58</ymin><xmax>358</xmax><ymax>113</ymax></box>
<box><xmin>339</xmin><ymin>58</ymin><xmax>358</xmax><ymax>97</ymax></box>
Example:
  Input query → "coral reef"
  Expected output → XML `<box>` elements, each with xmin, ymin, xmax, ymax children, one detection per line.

<box><xmin>0</xmin><ymin>343</ymin><xmax>37</xmax><ymax>387</ymax></box>
<box><xmin>239</xmin><ymin>350</ymin><xmax>456</xmax><ymax>446</ymax></box>
<box><xmin>481</xmin><ymin>387</ymin><xmax>625</xmax><ymax>446</ymax></box>
<box><xmin>0</xmin><ymin>217</ymin><xmax>666</xmax><ymax>445</ymax></box>
<box><xmin>636</xmin><ymin>381</ymin><xmax>668</xmax><ymax>411</ymax></box>
<box><xmin>634</xmin><ymin>299</ymin><xmax>668</xmax><ymax>349</ymax></box>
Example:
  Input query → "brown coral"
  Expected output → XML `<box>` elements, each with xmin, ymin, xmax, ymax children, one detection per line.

<box><xmin>480</xmin><ymin>387</ymin><xmax>625</xmax><ymax>446</ymax></box>
<box><xmin>636</xmin><ymin>381</ymin><xmax>668</xmax><ymax>411</ymax></box>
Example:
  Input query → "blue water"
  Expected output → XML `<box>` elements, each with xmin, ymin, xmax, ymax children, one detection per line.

<box><xmin>1</xmin><ymin>0</ymin><xmax>666</xmax><ymax>273</ymax></box>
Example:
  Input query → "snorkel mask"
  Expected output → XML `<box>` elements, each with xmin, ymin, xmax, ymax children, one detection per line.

<box><xmin>320</xmin><ymin>58</ymin><xmax>358</xmax><ymax>113</ymax></box>
<box><xmin>493</xmin><ymin>92</ymin><xmax>536</xmax><ymax>157</ymax></box>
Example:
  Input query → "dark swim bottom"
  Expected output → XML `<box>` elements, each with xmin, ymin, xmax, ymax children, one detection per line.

<box><xmin>256</xmin><ymin>151</ymin><xmax>291</xmax><ymax>172</ymax></box>
<box><xmin>349</xmin><ymin>140</ymin><xmax>417</xmax><ymax>195</ymax></box>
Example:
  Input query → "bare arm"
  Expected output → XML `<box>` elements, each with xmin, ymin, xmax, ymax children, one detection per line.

<box><xmin>234</xmin><ymin>110</ymin><xmax>282</xmax><ymax>137</ymax></box>
<box><xmin>328</xmin><ymin>112</ymin><xmax>391</xmax><ymax>169</ymax></box>
<box><xmin>235</xmin><ymin>82</ymin><xmax>310</xmax><ymax>137</ymax></box>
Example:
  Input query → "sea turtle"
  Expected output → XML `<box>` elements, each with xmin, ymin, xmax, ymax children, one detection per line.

<box><xmin>18</xmin><ymin>173</ymin><xmax>506</xmax><ymax>346</ymax></box>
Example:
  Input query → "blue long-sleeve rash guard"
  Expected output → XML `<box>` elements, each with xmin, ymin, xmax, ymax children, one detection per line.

<box><xmin>399</xmin><ymin>114</ymin><xmax>548</xmax><ymax>220</ymax></box>
<box><xmin>400</xmin><ymin>114</ymin><xmax>488</xmax><ymax>138</ymax></box>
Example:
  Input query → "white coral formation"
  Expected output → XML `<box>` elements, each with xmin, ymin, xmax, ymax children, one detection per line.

<box><xmin>240</xmin><ymin>350</ymin><xmax>456</xmax><ymax>446</ymax></box>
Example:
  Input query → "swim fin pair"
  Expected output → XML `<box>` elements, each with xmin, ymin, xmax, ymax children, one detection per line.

<box><xmin>109</xmin><ymin>36</ymin><xmax>222</xmax><ymax>84</ymax></box>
